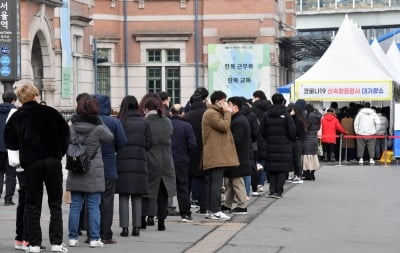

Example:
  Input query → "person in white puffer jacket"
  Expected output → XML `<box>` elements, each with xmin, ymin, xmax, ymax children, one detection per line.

<box><xmin>354</xmin><ymin>102</ymin><xmax>380</xmax><ymax>165</ymax></box>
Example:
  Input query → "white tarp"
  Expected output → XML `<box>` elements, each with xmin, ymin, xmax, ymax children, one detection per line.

<box><xmin>294</xmin><ymin>15</ymin><xmax>394</xmax><ymax>101</ymax></box>
<box><xmin>370</xmin><ymin>39</ymin><xmax>400</xmax><ymax>84</ymax></box>
<box><xmin>387</xmin><ymin>41</ymin><xmax>400</xmax><ymax>73</ymax></box>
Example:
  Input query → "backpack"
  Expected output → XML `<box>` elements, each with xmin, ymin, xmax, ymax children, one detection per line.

<box><xmin>66</xmin><ymin>130</ymin><xmax>99</xmax><ymax>174</ymax></box>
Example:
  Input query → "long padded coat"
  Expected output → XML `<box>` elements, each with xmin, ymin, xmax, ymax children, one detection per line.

<box><xmin>116</xmin><ymin>110</ymin><xmax>153</xmax><ymax>195</ymax></box>
<box><xmin>260</xmin><ymin>104</ymin><xmax>296</xmax><ymax>173</ymax></box>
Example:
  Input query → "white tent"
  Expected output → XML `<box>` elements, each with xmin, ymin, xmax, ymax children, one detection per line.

<box><xmin>370</xmin><ymin>39</ymin><xmax>400</xmax><ymax>84</ymax></box>
<box><xmin>294</xmin><ymin>15</ymin><xmax>394</xmax><ymax>101</ymax></box>
<box><xmin>387</xmin><ymin>41</ymin><xmax>400</xmax><ymax>73</ymax></box>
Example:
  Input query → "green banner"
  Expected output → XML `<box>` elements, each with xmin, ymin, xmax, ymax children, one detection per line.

<box><xmin>61</xmin><ymin>67</ymin><xmax>72</xmax><ymax>98</ymax></box>
<box><xmin>208</xmin><ymin>44</ymin><xmax>270</xmax><ymax>98</ymax></box>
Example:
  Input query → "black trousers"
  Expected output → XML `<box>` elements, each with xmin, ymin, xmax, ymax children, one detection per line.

<box><xmin>141</xmin><ymin>179</ymin><xmax>169</xmax><ymax>220</ymax></box>
<box><xmin>0</xmin><ymin>152</ymin><xmax>17</xmax><ymax>201</ymax></box>
<box><xmin>268</xmin><ymin>172</ymin><xmax>287</xmax><ymax>195</ymax></box>
<box><xmin>24</xmin><ymin>158</ymin><xmax>63</xmax><ymax>246</ymax></box>
<box><xmin>15</xmin><ymin>171</ymin><xmax>27</xmax><ymax>242</ymax></box>
<box><xmin>205</xmin><ymin>168</ymin><xmax>224</xmax><ymax>213</ymax></box>
<box><xmin>191</xmin><ymin>176</ymin><xmax>206</xmax><ymax>212</ymax></box>
<box><xmin>175</xmin><ymin>164</ymin><xmax>191</xmax><ymax>216</ymax></box>
<box><xmin>100</xmin><ymin>179</ymin><xmax>116</xmax><ymax>240</ymax></box>
<box><xmin>293</xmin><ymin>140</ymin><xmax>303</xmax><ymax>177</ymax></box>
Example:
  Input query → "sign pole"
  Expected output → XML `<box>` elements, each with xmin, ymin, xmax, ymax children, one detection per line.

<box><xmin>0</xmin><ymin>0</ymin><xmax>21</xmax><ymax>86</ymax></box>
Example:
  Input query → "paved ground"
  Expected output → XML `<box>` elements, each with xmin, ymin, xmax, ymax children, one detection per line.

<box><xmin>0</xmin><ymin>162</ymin><xmax>399</xmax><ymax>252</ymax></box>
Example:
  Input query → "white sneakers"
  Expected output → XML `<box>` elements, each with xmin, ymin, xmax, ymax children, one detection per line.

<box><xmin>369</xmin><ymin>158</ymin><xmax>375</xmax><ymax>164</ymax></box>
<box><xmin>291</xmin><ymin>176</ymin><xmax>303</xmax><ymax>184</ymax></box>
<box><xmin>209</xmin><ymin>211</ymin><xmax>231</xmax><ymax>221</ymax></box>
<box><xmin>256</xmin><ymin>163</ymin><xmax>264</xmax><ymax>171</ymax></box>
<box><xmin>359</xmin><ymin>158</ymin><xmax>364</xmax><ymax>164</ymax></box>
<box><xmin>90</xmin><ymin>240</ymin><xmax>104</xmax><ymax>248</ymax></box>
<box><xmin>26</xmin><ymin>246</ymin><xmax>41</xmax><ymax>253</ymax></box>
<box><xmin>50</xmin><ymin>243</ymin><xmax>68</xmax><ymax>252</ymax></box>
<box><xmin>68</xmin><ymin>239</ymin><xmax>78</xmax><ymax>247</ymax></box>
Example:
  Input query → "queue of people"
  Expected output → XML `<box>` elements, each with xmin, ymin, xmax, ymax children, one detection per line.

<box><xmin>1</xmin><ymin>82</ymin><xmax>392</xmax><ymax>252</ymax></box>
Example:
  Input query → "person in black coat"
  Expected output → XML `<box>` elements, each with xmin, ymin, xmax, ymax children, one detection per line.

<box><xmin>240</xmin><ymin>99</ymin><xmax>259</xmax><ymax>198</ymax></box>
<box><xmin>252</xmin><ymin>90</ymin><xmax>271</xmax><ymax>194</ymax></box>
<box><xmin>183</xmin><ymin>93</ymin><xmax>208</xmax><ymax>214</ymax></box>
<box><xmin>116</xmin><ymin>96</ymin><xmax>153</xmax><ymax>237</ymax></box>
<box><xmin>170</xmin><ymin>104</ymin><xmax>196</xmax><ymax>222</ymax></box>
<box><xmin>222</xmin><ymin>97</ymin><xmax>251</xmax><ymax>214</ymax></box>
<box><xmin>5</xmin><ymin>83</ymin><xmax>69</xmax><ymax>252</ymax></box>
<box><xmin>260</xmin><ymin>93</ymin><xmax>296</xmax><ymax>198</ymax></box>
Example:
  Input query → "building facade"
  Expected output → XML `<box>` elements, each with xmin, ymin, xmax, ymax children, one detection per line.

<box><xmin>7</xmin><ymin>0</ymin><xmax>295</xmax><ymax>108</ymax></box>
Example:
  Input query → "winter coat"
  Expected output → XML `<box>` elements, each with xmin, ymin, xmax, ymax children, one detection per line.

<box><xmin>202</xmin><ymin>104</ymin><xmax>239</xmax><ymax>170</ymax></box>
<box><xmin>66</xmin><ymin>115</ymin><xmax>114</xmax><ymax>193</ymax></box>
<box><xmin>241</xmin><ymin>105</ymin><xmax>259</xmax><ymax>172</ymax></box>
<box><xmin>354</xmin><ymin>108</ymin><xmax>381</xmax><ymax>136</ymax></box>
<box><xmin>183</xmin><ymin>101</ymin><xmax>207</xmax><ymax>176</ymax></box>
<box><xmin>321</xmin><ymin>113</ymin><xmax>347</xmax><ymax>144</ymax></box>
<box><xmin>4</xmin><ymin>101</ymin><xmax>69</xmax><ymax>168</ymax></box>
<box><xmin>224</xmin><ymin>112</ymin><xmax>252</xmax><ymax>178</ymax></box>
<box><xmin>303</xmin><ymin>110</ymin><xmax>322</xmax><ymax>155</ymax></box>
<box><xmin>93</xmin><ymin>94</ymin><xmax>127</xmax><ymax>180</ymax></box>
<box><xmin>145</xmin><ymin>113</ymin><xmax>176</xmax><ymax>199</ymax></box>
<box><xmin>171</xmin><ymin>115</ymin><xmax>197</xmax><ymax>166</ymax></box>
<box><xmin>260</xmin><ymin>104</ymin><xmax>296</xmax><ymax>173</ymax></box>
<box><xmin>341</xmin><ymin>117</ymin><xmax>355</xmax><ymax>149</ymax></box>
<box><xmin>0</xmin><ymin>102</ymin><xmax>15</xmax><ymax>152</ymax></box>
<box><xmin>252</xmin><ymin>100</ymin><xmax>270</xmax><ymax>161</ymax></box>
<box><xmin>116</xmin><ymin>110</ymin><xmax>153</xmax><ymax>195</ymax></box>
<box><xmin>375</xmin><ymin>113</ymin><xmax>388</xmax><ymax>135</ymax></box>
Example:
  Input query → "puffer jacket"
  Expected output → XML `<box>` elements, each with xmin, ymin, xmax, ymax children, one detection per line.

<box><xmin>375</xmin><ymin>113</ymin><xmax>388</xmax><ymax>135</ymax></box>
<box><xmin>354</xmin><ymin>108</ymin><xmax>381</xmax><ymax>136</ymax></box>
<box><xmin>321</xmin><ymin>113</ymin><xmax>346</xmax><ymax>144</ymax></box>
<box><xmin>66</xmin><ymin>114</ymin><xmax>114</xmax><ymax>193</ymax></box>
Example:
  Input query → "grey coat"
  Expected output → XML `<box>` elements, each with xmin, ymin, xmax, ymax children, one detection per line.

<box><xmin>66</xmin><ymin>115</ymin><xmax>114</xmax><ymax>193</ymax></box>
<box><xmin>145</xmin><ymin>113</ymin><xmax>176</xmax><ymax>199</ymax></box>
<box><xmin>303</xmin><ymin>111</ymin><xmax>322</xmax><ymax>155</ymax></box>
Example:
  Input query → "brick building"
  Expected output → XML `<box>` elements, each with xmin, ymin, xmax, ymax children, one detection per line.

<box><xmin>9</xmin><ymin>0</ymin><xmax>295</xmax><ymax>108</ymax></box>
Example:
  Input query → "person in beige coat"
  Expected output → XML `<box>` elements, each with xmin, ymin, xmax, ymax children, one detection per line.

<box><xmin>341</xmin><ymin>109</ymin><xmax>356</xmax><ymax>161</ymax></box>
<box><xmin>202</xmin><ymin>91</ymin><xmax>239</xmax><ymax>221</ymax></box>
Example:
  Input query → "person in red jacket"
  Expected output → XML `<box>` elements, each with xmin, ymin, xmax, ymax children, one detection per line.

<box><xmin>321</xmin><ymin>108</ymin><xmax>347</xmax><ymax>162</ymax></box>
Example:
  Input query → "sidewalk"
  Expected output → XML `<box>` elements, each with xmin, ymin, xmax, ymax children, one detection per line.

<box><xmin>0</xmin><ymin>163</ymin><xmax>399</xmax><ymax>252</ymax></box>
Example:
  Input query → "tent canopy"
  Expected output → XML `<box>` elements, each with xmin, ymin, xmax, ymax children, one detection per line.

<box><xmin>294</xmin><ymin>15</ymin><xmax>394</xmax><ymax>101</ymax></box>
<box><xmin>277</xmin><ymin>82</ymin><xmax>293</xmax><ymax>94</ymax></box>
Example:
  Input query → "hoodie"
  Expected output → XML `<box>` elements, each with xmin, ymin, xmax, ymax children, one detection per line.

<box><xmin>354</xmin><ymin>108</ymin><xmax>381</xmax><ymax>136</ymax></box>
<box><xmin>0</xmin><ymin>102</ymin><xmax>16</xmax><ymax>152</ymax></box>
<box><xmin>93</xmin><ymin>94</ymin><xmax>127</xmax><ymax>180</ymax></box>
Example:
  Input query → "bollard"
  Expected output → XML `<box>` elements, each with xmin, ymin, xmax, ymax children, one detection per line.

<box><xmin>336</xmin><ymin>134</ymin><xmax>343</xmax><ymax>167</ymax></box>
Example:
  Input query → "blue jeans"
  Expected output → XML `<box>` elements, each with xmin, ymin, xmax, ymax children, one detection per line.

<box><xmin>243</xmin><ymin>176</ymin><xmax>251</xmax><ymax>196</ymax></box>
<box><xmin>69</xmin><ymin>192</ymin><xmax>101</xmax><ymax>240</ymax></box>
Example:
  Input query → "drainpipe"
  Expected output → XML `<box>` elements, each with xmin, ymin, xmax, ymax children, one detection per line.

<box><xmin>123</xmin><ymin>0</ymin><xmax>129</xmax><ymax>95</ymax></box>
<box><xmin>93</xmin><ymin>38</ymin><xmax>98</xmax><ymax>93</ymax></box>
<box><xmin>194</xmin><ymin>0</ymin><xmax>200</xmax><ymax>88</ymax></box>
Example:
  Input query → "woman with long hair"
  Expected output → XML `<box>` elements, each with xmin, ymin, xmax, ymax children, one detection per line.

<box><xmin>302</xmin><ymin>104</ymin><xmax>322</xmax><ymax>180</ymax></box>
<box><xmin>141</xmin><ymin>95</ymin><xmax>176</xmax><ymax>231</ymax></box>
<box><xmin>116</xmin><ymin>96</ymin><xmax>152</xmax><ymax>237</ymax></box>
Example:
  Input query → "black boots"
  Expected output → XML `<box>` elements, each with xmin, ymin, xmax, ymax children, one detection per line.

<box><xmin>147</xmin><ymin>216</ymin><xmax>155</xmax><ymax>226</ymax></box>
<box><xmin>132</xmin><ymin>227</ymin><xmax>140</xmax><ymax>236</ymax></box>
<box><xmin>120</xmin><ymin>227</ymin><xmax>129</xmax><ymax>237</ymax></box>
<box><xmin>302</xmin><ymin>171</ymin><xmax>311</xmax><ymax>180</ymax></box>
<box><xmin>141</xmin><ymin>216</ymin><xmax>147</xmax><ymax>229</ymax></box>
<box><xmin>330</xmin><ymin>152</ymin><xmax>336</xmax><ymax>162</ymax></box>
<box><xmin>158</xmin><ymin>219</ymin><xmax>165</xmax><ymax>231</ymax></box>
<box><xmin>310</xmin><ymin>170</ymin><xmax>315</xmax><ymax>180</ymax></box>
